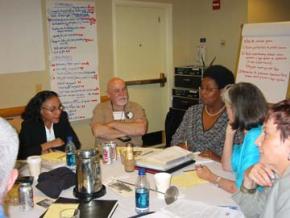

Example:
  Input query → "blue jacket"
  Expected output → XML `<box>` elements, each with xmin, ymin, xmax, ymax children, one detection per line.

<box><xmin>232</xmin><ymin>126</ymin><xmax>262</xmax><ymax>188</ymax></box>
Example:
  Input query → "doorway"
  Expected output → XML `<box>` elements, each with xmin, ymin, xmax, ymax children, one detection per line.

<box><xmin>113</xmin><ymin>0</ymin><xmax>173</xmax><ymax>145</ymax></box>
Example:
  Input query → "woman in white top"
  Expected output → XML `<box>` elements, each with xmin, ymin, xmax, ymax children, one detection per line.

<box><xmin>18</xmin><ymin>90</ymin><xmax>80</xmax><ymax>159</ymax></box>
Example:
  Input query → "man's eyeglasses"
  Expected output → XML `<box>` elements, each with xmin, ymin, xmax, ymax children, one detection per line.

<box><xmin>41</xmin><ymin>105</ymin><xmax>64</xmax><ymax>113</ymax></box>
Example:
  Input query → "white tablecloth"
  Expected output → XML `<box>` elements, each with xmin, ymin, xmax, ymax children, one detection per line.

<box><xmin>8</xmin><ymin>157</ymin><xmax>238</xmax><ymax>218</ymax></box>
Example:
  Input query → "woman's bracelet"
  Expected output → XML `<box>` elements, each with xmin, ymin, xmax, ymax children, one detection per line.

<box><xmin>240</xmin><ymin>184</ymin><xmax>256</xmax><ymax>194</ymax></box>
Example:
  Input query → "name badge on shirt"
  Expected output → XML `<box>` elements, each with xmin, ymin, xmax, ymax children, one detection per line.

<box><xmin>113</xmin><ymin>111</ymin><xmax>125</xmax><ymax>120</ymax></box>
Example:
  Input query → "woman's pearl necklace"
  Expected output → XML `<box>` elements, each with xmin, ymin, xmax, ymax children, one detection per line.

<box><xmin>204</xmin><ymin>105</ymin><xmax>225</xmax><ymax>117</ymax></box>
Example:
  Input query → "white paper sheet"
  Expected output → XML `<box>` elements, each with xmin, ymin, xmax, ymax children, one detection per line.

<box><xmin>145</xmin><ymin>199</ymin><xmax>244</xmax><ymax>218</ymax></box>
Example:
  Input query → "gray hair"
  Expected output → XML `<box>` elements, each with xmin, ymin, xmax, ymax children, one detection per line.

<box><xmin>221</xmin><ymin>84</ymin><xmax>233</xmax><ymax>106</ymax></box>
<box><xmin>221</xmin><ymin>82</ymin><xmax>268</xmax><ymax>130</ymax></box>
<box><xmin>0</xmin><ymin>117</ymin><xmax>19</xmax><ymax>198</ymax></box>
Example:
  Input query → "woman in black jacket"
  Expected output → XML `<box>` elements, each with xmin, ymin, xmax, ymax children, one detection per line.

<box><xmin>18</xmin><ymin>90</ymin><xmax>81</xmax><ymax>159</ymax></box>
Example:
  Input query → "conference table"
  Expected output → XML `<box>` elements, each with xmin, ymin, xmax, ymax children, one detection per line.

<box><xmin>8</xmin><ymin>152</ymin><xmax>242</xmax><ymax>218</ymax></box>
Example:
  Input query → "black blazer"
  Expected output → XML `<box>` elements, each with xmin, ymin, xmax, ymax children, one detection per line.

<box><xmin>18</xmin><ymin>111</ymin><xmax>81</xmax><ymax>159</ymax></box>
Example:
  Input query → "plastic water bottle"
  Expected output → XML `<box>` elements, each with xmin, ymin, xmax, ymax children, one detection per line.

<box><xmin>65</xmin><ymin>136</ymin><xmax>76</xmax><ymax>169</ymax></box>
<box><xmin>135</xmin><ymin>168</ymin><xmax>150</xmax><ymax>214</ymax></box>
<box><xmin>197</xmin><ymin>37</ymin><xmax>206</xmax><ymax>66</ymax></box>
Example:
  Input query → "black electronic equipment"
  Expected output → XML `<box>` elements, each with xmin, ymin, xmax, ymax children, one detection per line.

<box><xmin>172</xmin><ymin>65</ymin><xmax>203</xmax><ymax>111</ymax></box>
<box><xmin>172</xmin><ymin>88</ymin><xmax>199</xmax><ymax>99</ymax></box>
<box><xmin>166</xmin><ymin>65</ymin><xmax>203</xmax><ymax>146</ymax></box>
<box><xmin>174</xmin><ymin>75</ymin><xmax>201</xmax><ymax>89</ymax></box>
<box><xmin>175</xmin><ymin>66</ymin><xmax>202</xmax><ymax>76</ymax></box>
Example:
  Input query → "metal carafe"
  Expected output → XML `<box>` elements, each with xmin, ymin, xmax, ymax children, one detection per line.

<box><xmin>73</xmin><ymin>149</ymin><xmax>106</xmax><ymax>201</ymax></box>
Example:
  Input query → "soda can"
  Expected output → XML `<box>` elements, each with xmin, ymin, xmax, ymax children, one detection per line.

<box><xmin>109</xmin><ymin>141</ymin><xmax>117</xmax><ymax>161</ymax></box>
<box><xmin>102</xmin><ymin>143</ymin><xmax>112</xmax><ymax>164</ymax></box>
<box><xmin>18</xmin><ymin>182</ymin><xmax>34</xmax><ymax>211</ymax></box>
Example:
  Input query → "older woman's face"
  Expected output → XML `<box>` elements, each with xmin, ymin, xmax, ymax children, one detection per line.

<box><xmin>256</xmin><ymin>118</ymin><xmax>289</xmax><ymax>167</ymax></box>
<box><xmin>40</xmin><ymin>96</ymin><xmax>63</xmax><ymax>124</ymax></box>
<box><xmin>200</xmin><ymin>77</ymin><xmax>221</xmax><ymax>106</ymax></box>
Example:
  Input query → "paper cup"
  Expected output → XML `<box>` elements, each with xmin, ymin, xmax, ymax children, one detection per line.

<box><xmin>154</xmin><ymin>172</ymin><xmax>172</xmax><ymax>199</ymax></box>
<box><xmin>27</xmin><ymin>155</ymin><xmax>41</xmax><ymax>180</ymax></box>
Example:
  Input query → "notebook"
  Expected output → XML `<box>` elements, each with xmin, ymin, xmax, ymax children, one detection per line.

<box><xmin>40</xmin><ymin>197</ymin><xmax>118</xmax><ymax>218</ymax></box>
<box><xmin>135</xmin><ymin>146</ymin><xmax>195</xmax><ymax>172</ymax></box>
<box><xmin>135</xmin><ymin>159</ymin><xmax>195</xmax><ymax>174</ymax></box>
<box><xmin>41</xmin><ymin>152</ymin><xmax>66</xmax><ymax>170</ymax></box>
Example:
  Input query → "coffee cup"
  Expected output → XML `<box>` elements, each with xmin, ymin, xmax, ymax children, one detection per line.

<box><xmin>154</xmin><ymin>172</ymin><xmax>172</xmax><ymax>199</ymax></box>
<box><xmin>27</xmin><ymin>155</ymin><xmax>41</xmax><ymax>180</ymax></box>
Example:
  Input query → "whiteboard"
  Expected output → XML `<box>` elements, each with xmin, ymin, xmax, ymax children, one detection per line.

<box><xmin>0</xmin><ymin>0</ymin><xmax>45</xmax><ymax>74</ymax></box>
<box><xmin>47</xmin><ymin>0</ymin><xmax>100</xmax><ymax>121</ymax></box>
<box><xmin>236</xmin><ymin>22</ymin><xmax>290</xmax><ymax>103</ymax></box>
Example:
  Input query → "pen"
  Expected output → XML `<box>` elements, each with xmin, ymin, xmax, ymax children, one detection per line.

<box><xmin>183</xmin><ymin>165</ymin><xmax>203</xmax><ymax>172</ymax></box>
<box><xmin>219</xmin><ymin>205</ymin><xmax>238</xmax><ymax>210</ymax></box>
<box><xmin>183</xmin><ymin>169</ymin><xmax>196</xmax><ymax>172</ymax></box>
<box><xmin>116</xmin><ymin>180</ymin><xmax>164</xmax><ymax>194</ymax></box>
<box><xmin>140</xmin><ymin>150</ymin><xmax>154</xmax><ymax>156</ymax></box>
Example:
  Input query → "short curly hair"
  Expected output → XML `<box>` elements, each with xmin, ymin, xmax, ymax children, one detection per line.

<box><xmin>203</xmin><ymin>65</ymin><xmax>235</xmax><ymax>89</ymax></box>
<box><xmin>22</xmin><ymin>90</ymin><xmax>59</xmax><ymax>122</ymax></box>
<box><xmin>265</xmin><ymin>99</ymin><xmax>290</xmax><ymax>142</ymax></box>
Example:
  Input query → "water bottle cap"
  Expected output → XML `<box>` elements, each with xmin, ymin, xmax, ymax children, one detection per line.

<box><xmin>67</xmin><ymin>136</ymin><xmax>73</xmax><ymax>141</ymax></box>
<box><xmin>138</xmin><ymin>168</ymin><xmax>146</xmax><ymax>175</ymax></box>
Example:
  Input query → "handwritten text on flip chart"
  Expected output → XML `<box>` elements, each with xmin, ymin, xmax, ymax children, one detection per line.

<box><xmin>237</xmin><ymin>37</ymin><xmax>290</xmax><ymax>103</ymax></box>
<box><xmin>47</xmin><ymin>0</ymin><xmax>99</xmax><ymax>121</ymax></box>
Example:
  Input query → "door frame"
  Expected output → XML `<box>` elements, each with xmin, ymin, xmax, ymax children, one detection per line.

<box><xmin>112</xmin><ymin>0</ymin><xmax>173</xmax><ymax>110</ymax></box>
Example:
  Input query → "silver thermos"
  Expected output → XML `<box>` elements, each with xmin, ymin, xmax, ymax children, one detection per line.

<box><xmin>73</xmin><ymin>149</ymin><xmax>106</xmax><ymax>201</ymax></box>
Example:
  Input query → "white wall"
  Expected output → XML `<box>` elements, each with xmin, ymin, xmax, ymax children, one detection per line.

<box><xmin>1</xmin><ymin>0</ymin><xmax>289</xmax><ymax>148</ymax></box>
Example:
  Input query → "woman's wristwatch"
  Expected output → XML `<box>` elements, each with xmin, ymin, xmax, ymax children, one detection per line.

<box><xmin>240</xmin><ymin>183</ymin><xmax>256</xmax><ymax>194</ymax></box>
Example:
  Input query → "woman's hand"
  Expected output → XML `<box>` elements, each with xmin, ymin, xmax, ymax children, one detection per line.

<box><xmin>41</xmin><ymin>138</ymin><xmax>64</xmax><ymax>152</ymax></box>
<box><xmin>50</xmin><ymin>138</ymin><xmax>65</xmax><ymax>149</ymax></box>
<box><xmin>199</xmin><ymin>150</ymin><xmax>221</xmax><ymax>162</ymax></box>
<box><xmin>221</xmin><ymin>124</ymin><xmax>236</xmax><ymax>171</ymax></box>
<box><xmin>196</xmin><ymin>165</ymin><xmax>217</xmax><ymax>183</ymax></box>
<box><xmin>196</xmin><ymin>165</ymin><xmax>237</xmax><ymax>193</ymax></box>
<box><xmin>247</xmin><ymin>163</ymin><xmax>276</xmax><ymax>187</ymax></box>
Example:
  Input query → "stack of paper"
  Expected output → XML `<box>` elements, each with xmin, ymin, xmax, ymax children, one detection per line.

<box><xmin>136</xmin><ymin>146</ymin><xmax>193</xmax><ymax>171</ymax></box>
<box><xmin>41</xmin><ymin>152</ymin><xmax>66</xmax><ymax>169</ymax></box>
<box><xmin>146</xmin><ymin>199</ymin><xmax>244</xmax><ymax>218</ymax></box>
<box><xmin>171</xmin><ymin>171</ymin><xmax>208</xmax><ymax>188</ymax></box>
